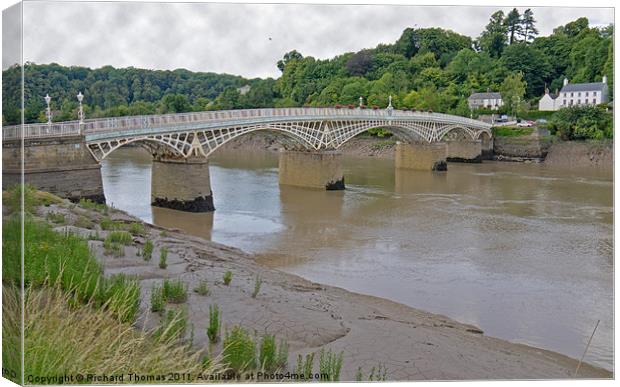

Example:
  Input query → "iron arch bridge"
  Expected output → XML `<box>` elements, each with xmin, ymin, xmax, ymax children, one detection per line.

<box><xmin>3</xmin><ymin>107</ymin><xmax>492</xmax><ymax>162</ymax></box>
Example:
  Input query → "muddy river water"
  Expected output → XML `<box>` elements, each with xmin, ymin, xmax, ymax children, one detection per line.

<box><xmin>101</xmin><ymin>147</ymin><xmax>613</xmax><ymax>370</ymax></box>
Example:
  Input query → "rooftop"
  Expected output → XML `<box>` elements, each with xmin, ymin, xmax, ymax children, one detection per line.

<box><xmin>468</xmin><ymin>92</ymin><xmax>502</xmax><ymax>99</ymax></box>
<box><xmin>561</xmin><ymin>82</ymin><xmax>607</xmax><ymax>92</ymax></box>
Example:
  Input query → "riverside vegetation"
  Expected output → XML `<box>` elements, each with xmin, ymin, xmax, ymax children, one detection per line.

<box><xmin>2</xmin><ymin>184</ymin><xmax>611</xmax><ymax>381</ymax></box>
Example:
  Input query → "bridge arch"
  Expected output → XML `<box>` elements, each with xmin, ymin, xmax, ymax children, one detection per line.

<box><xmin>87</xmin><ymin>135</ymin><xmax>189</xmax><ymax>161</ymax></box>
<box><xmin>330</xmin><ymin>122</ymin><xmax>434</xmax><ymax>148</ymax></box>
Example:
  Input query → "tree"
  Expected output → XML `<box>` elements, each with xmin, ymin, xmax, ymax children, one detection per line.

<box><xmin>345</xmin><ymin>50</ymin><xmax>374</xmax><ymax>77</ymax></box>
<box><xmin>500</xmin><ymin>72</ymin><xmax>526</xmax><ymax>116</ymax></box>
<box><xmin>503</xmin><ymin>8</ymin><xmax>522</xmax><ymax>45</ymax></box>
<box><xmin>500</xmin><ymin>44</ymin><xmax>551</xmax><ymax>97</ymax></box>
<box><xmin>478</xmin><ymin>10</ymin><xmax>508</xmax><ymax>58</ymax></box>
<box><xmin>548</xmin><ymin>105</ymin><xmax>612</xmax><ymax>140</ymax></box>
<box><xmin>276</xmin><ymin>50</ymin><xmax>303</xmax><ymax>72</ymax></box>
<box><xmin>519</xmin><ymin>9</ymin><xmax>539</xmax><ymax>43</ymax></box>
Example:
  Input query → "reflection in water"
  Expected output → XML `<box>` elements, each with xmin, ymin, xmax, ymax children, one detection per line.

<box><xmin>101</xmin><ymin>147</ymin><xmax>613</xmax><ymax>370</ymax></box>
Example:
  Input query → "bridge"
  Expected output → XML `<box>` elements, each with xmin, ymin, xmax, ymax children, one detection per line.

<box><xmin>3</xmin><ymin>107</ymin><xmax>493</xmax><ymax>212</ymax></box>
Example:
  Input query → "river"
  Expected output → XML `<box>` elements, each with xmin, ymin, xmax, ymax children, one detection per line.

<box><xmin>101</xmin><ymin>146</ymin><xmax>613</xmax><ymax>371</ymax></box>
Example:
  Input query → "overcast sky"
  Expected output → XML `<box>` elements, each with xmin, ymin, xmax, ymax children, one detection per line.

<box><xmin>3</xmin><ymin>1</ymin><xmax>614</xmax><ymax>78</ymax></box>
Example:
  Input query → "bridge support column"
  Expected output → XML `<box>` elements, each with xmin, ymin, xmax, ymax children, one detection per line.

<box><xmin>481</xmin><ymin>134</ymin><xmax>493</xmax><ymax>160</ymax></box>
<box><xmin>2</xmin><ymin>136</ymin><xmax>105</xmax><ymax>203</ymax></box>
<box><xmin>445</xmin><ymin>140</ymin><xmax>483</xmax><ymax>163</ymax></box>
<box><xmin>278</xmin><ymin>150</ymin><xmax>345</xmax><ymax>190</ymax></box>
<box><xmin>395</xmin><ymin>142</ymin><xmax>447</xmax><ymax>171</ymax></box>
<box><xmin>151</xmin><ymin>156</ymin><xmax>215</xmax><ymax>212</ymax></box>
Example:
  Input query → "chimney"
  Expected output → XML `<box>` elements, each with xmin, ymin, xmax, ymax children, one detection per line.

<box><xmin>603</xmin><ymin>75</ymin><xmax>608</xmax><ymax>84</ymax></box>
<box><xmin>563</xmin><ymin>78</ymin><xmax>569</xmax><ymax>86</ymax></box>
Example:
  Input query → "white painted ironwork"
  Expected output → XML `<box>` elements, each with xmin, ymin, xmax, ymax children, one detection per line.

<box><xmin>2</xmin><ymin>107</ymin><xmax>492</xmax><ymax>161</ymax></box>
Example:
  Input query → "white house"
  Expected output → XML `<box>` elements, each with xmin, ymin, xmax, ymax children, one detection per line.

<box><xmin>540</xmin><ymin>76</ymin><xmax>609</xmax><ymax>111</ymax></box>
<box><xmin>468</xmin><ymin>91</ymin><xmax>503</xmax><ymax>110</ymax></box>
<box><xmin>538</xmin><ymin>88</ymin><xmax>559</xmax><ymax>111</ymax></box>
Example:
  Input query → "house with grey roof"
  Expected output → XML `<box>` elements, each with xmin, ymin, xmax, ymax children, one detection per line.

<box><xmin>542</xmin><ymin>76</ymin><xmax>609</xmax><ymax>111</ymax></box>
<box><xmin>467</xmin><ymin>91</ymin><xmax>503</xmax><ymax>110</ymax></box>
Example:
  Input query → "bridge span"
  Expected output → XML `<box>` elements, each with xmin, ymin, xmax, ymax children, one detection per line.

<box><xmin>3</xmin><ymin>107</ymin><xmax>493</xmax><ymax>212</ymax></box>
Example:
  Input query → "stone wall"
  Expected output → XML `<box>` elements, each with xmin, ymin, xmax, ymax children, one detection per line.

<box><xmin>446</xmin><ymin>140</ymin><xmax>482</xmax><ymax>163</ymax></box>
<box><xmin>492</xmin><ymin>137</ymin><xmax>551</xmax><ymax>161</ymax></box>
<box><xmin>395</xmin><ymin>142</ymin><xmax>447</xmax><ymax>171</ymax></box>
<box><xmin>545</xmin><ymin>141</ymin><xmax>613</xmax><ymax>171</ymax></box>
<box><xmin>2</xmin><ymin>136</ymin><xmax>105</xmax><ymax>202</ymax></box>
<box><xmin>278</xmin><ymin>150</ymin><xmax>344</xmax><ymax>190</ymax></box>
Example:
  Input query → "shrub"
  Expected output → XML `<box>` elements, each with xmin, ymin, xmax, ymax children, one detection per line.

<box><xmin>259</xmin><ymin>335</ymin><xmax>287</xmax><ymax>372</ymax></box>
<box><xmin>79</xmin><ymin>198</ymin><xmax>108</xmax><ymax>214</ymax></box>
<box><xmin>105</xmin><ymin>231</ymin><xmax>133</xmax><ymax>245</ymax></box>
<box><xmin>548</xmin><ymin>105</ymin><xmax>612</xmax><ymax>140</ymax></box>
<box><xmin>251</xmin><ymin>275</ymin><xmax>262</xmax><ymax>298</ymax></box>
<box><xmin>492</xmin><ymin>126</ymin><xmax>534</xmax><ymax>137</ymax></box>
<box><xmin>206</xmin><ymin>305</ymin><xmax>221</xmax><ymax>343</ymax></box>
<box><xmin>159</xmin><ymin>247</ymin><xmax>168</xmax><ymax>269</ymax></box>
<box><xmin>223</xmin><ymin>326</ymin><xmax>256</xmax><ymax>371</ymax></box>
<box><xmin>319</xmin><ymin>348</ymin><xmax>344</xmax><ymax>381</ymax></box>
<box><xmin>223</xmin><ymin>271</ymin><xmax>233</xmax><ymax>285</ymax></box>
<box><xmin>45</xmin><ymin>211</ymin><xmax>66</xmax><ymax>225</ymax></box>
<box><xmin>193</xmin><ymin>280</ymin><xmax>210</xmax><ymax>296</ymax></box>
<box><xmin>162</xmin><ymin>279</ymin><xmax>188</xmax><ymax>303</ymax></box>
<box><xmin>142</xmin><ymin>239</ymin><xmax>154</xmax><ymax>261</ymax></box>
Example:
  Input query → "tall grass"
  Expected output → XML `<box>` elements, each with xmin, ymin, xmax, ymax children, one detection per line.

<box><xmin>259</xmin><ymin>334</ymin><xmax>288</xmax><ymax>372</ymax></box>
<box><xmin>223</xmin><ymin>270</ymin><xmax>233</xmax><ymax>285</ymax></box>
<box><xmin>105</xmin><ymin>230</ymin><xmax>133</xmax><ymax>245</ymax></box>
<box><xmin>16</xmin><ymin>287</ymin><xmax>219</xmax><ymax>381</ymax></box>
<box><xmin>78</xmin><ymin>198</ymin><xmax>108</xmax><ymax>214</ymax></box>
<box><xmin>162</xmin><ymin>279</ymin><xmax>188</xmax><ymax>303</ymax></box>
<box><xmin>207</xmin><ymin>305</ymin><xmax>221</xmax><ymax>343</ymax></box>
<box><xmin>319</xmin><ymin>348</ymin><xmax>344</xmax><ymax>381</ymax></box>
<box><xmin>193</xmin><ymin>280</ymin><xmax>210</xmax><ymax>296</ymax></box>
<box><xmin>159</xmin><ymin>247</ymin><xmax>168</xmax><ymax>269</ymax></box>
<box><xmin>222</xmin><ymin>326</ymin><xmax>256</xmax><ymax>372</ymax></box>
<box><xmin>154</xmin><ymin>307</ymin><xmax>189</xmax><ymax>342</ymax></box>
<box><xmin>251</xmin><ymin>275</ymin><xmax>262</xmax><ymax>298</ymax></box>
<box><xmin>142</xmin><ymin>239</ymin><xmax>154</xmax><ymax>261</ymax></box>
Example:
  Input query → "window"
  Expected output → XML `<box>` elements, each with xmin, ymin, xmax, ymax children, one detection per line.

<box><xmin>571</xmin><ymin>92</ymin><xmax>574</xmax><ymax>97</ymax></box>
<box><xmin>585</xmin><ymin>99</ymin><xmax>589</xmax><ymax>104</ymax></box>
<box><xmin>593</xmin><ymin>91</ymin><xmax>597</xmax><ymax>96</ymax></box>
<box><xmin>593</xmin><ymin>98</ymin><xmax>597</xmax><ymax>104</ymax></box>
<box><xmin>586</xmin><ymin>92</ymin><xmax>589</xmax><ymax>97</ymax></box>
<box><xmin>570</xmin><ymin>100</ymin><xmax>574</xmax><ymax>105</ymax></box>
<box><xmin>578</xmin><ymin>92</ymin><xmax>581</xmax><ymax>97</ymax></box>
<box><xmin>577</xmin><ymin>99</ymin><xmax>581</xmax><ymax>104</ymax></box>
<box><xmin>563</xmin><ymin>99</ymin><xmax>566</xmax><ymax>105</ymax></box>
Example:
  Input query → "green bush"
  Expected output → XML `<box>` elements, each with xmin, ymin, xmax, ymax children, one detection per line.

<box><xmin>548</xmin><ymin>105</ymin><xmax>612</xmax><ymax>140</ymax></box>
<box><xmin>223</xmin><ymin>326</ymin><xmax>256</xmax><ymax>371</ymax></box>
<box><xmin>193</xmin><ymin>280</ymin><xmax>210</xmax><ymax>296</ymax></box>
<box><xmin>206</xmin><ymin>304</ymin><xmax>221</xmax><ymax>343</ymax></box>
<box><xmin>159</xmin><ymin>247</ymin><xmax>168</xmax><ymax>269</ymax></box>
<box><xmin>142</xmin><ymin>239</ymin><xmax>154</xmax><ymax>261</ymax></box>
<box><xmin>319</xmin><ymin>348</ymin><xmax>344</xmax><ymax>381</ymax></box>
<box><xmin>223</xmin><ymin>271</ymin><xmax>233</xmax><ymax>285</ymax></box>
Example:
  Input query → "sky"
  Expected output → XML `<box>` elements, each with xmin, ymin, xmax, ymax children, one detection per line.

<box><xmin>2</xmin><ymin>1</ymin><xmax>615</xmax><ymax>78</ymax></box>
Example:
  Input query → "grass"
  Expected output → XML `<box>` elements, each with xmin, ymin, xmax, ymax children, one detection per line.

<box><xmin>12</xmin><ymin>287</ymin><xmax>214</xmax><ymax>379</ymax></box>
<box><xmin>151</xmin><ymin>285</ymin><xmax>165</xmax><ymax>314</ymax></box>
<box><xmin>259</xmin><ymin>335</ymin><xmax>288</xmax><ymax>372</ymax></box>
<box><xmin>154</xmin><ymin>307</ymin><xmax>189</xmax><ymax>342</ymax></box>
<box><xmin>492</xmin><ymin>126</ymin><xmax>535</xmax><ymax>137</ymax></box>
<box><xmin>100</xmin><ymin>217</ymin><xmax>125</xmax><ymax>231</ymax></box>
<box><xmin>222</xmin><ymin>326</ymin><xmax>256</xmax><ymax>372</ymax></box>
<box><xmin>103</xmin><ymin>238</ymin><xmax>125</xmax><ymax>257</ymax></box>
<box><xmin>193</xmin><ymin>280</ymin><xmax>210</xmax><ymax>296</ymax></box>
<box><xmin>45</xmin><ymin>211</ymin><xmax>66</xmax><ymax>225</ymax></box>
<box><xmin>206</xmin><ymin>304</ymin><xmax>221</xmax><ymax>343</ymax></box>
<box><xmin>251</xmin><ymin>275</ymin><xmax>262</xmax><ymax>298</ymax></box>
<box><xmin>78</xmin><ymin>198</ymin><xmax>108</xmax><ymax>214</ymax></box>
<box><xmin>74</xmin><ymin>215</ymin><xmax>95</xmax><ymax>229</ymax></box>
<box><xmin>105</xmin><ymin>230</ymin><xmax>133</xmax><ymax>245</ymax></box>
<box><xmin>355</xmin><ymin>363</ymin><xmax>388</xmax><ymax>381</ymax></box>
<box><xmin>3</xmin><ymin>184</ymin><xmax>62</xmax><ymax>214</ymax></box>
<box><xmin>142</xmin><ymin>239</ymin><xmax>154</xmax><ymax>261</ymax></box>
<box><xmin>159</xmin><ymin>247</ymin><xmax>168</xmax><ymax>269</ymax></box>
<box><xmin>223</xmin><ymin>270</ymin><xmax>233</xmax><ymax>285</ymax></box>
<box><xmin>128</xmin><ymin>222</ymin><xmax>145</xmax><ymax>236</ymax></box>
<box><xmin>295</xmin><ymin>352</ymin><xmax>315</xmax><ymax>380</ymax></box>
<box><xmin>319</xmin><ymin>348</ymin><xmax>344</xmax><ymax>381</ymax></box>
<box><xmin>162</xmin><ymin>279</ymin><xmax>188</xmax><ymax>303</ymax></box>
<box><xmin>370</xmin><ymin>139</ymin><xmax>397</xmax><ymax>151</ymax></box>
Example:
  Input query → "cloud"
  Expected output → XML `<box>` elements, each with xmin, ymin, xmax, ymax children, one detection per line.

<box><xmin>15</xmin><ymin>2</ymin><xmax>614</xmax><ymax>78</ymax></box>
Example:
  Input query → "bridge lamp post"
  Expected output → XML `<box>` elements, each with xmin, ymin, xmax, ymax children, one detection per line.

<box><xmin>359</xmin><ymin>96</ymin><xmax>364</xmax><ymax>108</ymax></box>
<box><xmin>77</xmin><ymin>91</ymin><xmax>84</xmax><ymax>131</ymax></box>
<box><xmin>44</xmin><ymin>94</ymin><xmax>52</xmax><ymax>125</ymax></box>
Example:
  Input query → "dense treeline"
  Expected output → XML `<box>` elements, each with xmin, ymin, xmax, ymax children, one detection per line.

<box><xmin>2</xmin><ymin>9</ymin><xmax>613</xmax><ymax>126</ymax></box>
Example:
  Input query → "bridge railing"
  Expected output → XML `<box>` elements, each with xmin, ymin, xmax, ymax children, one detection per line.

<box><xmin>2</xmin><ymin>121</ymin><xmax>82</xmax><ymax>140</ymax></box>
<box><xmin>3</xmin><ymin>107</ymin><xmax>490</xmax><ymax>140</ymax></box>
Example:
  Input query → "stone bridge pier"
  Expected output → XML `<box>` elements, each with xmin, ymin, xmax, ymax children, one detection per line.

<box><xmin>278</xmin><ymin>150</ymin><xmax>345</xmax><ymax>190</ymax></box>
<box><xmin>151</xmin><ymin>155</ymin><xmax>215</xmax><ymax>212</ymax></box>
<box><xmin>445</xmin><ymin>140</ymin><xmax>483</xmax><ymax>163</ymax></box>
<box><xmin>2</xmin><ymin>135</ymin><xmax>105</xmax><ymax>203</ymax></box>
<box><xmin>395</xmin><ymin>142</ymin><xmax>448</xmax><ymax>171</ymax></box>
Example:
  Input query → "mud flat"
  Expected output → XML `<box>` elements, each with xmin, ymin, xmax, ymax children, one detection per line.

<box><xmin>35</xmin><ymin>199</ymin><xmax>612</xmax><ymax>381</ymax></box>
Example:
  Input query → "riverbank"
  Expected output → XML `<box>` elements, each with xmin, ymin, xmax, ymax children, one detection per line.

<box><xmin>28</xmin><ymin>194</ymin><xmax>611</xmax><ymax>380</ymax></box>
<box><xmin>220</xmin><ymin>131</ymin><xmax>613</xmax><ymax>170</ymax></box>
